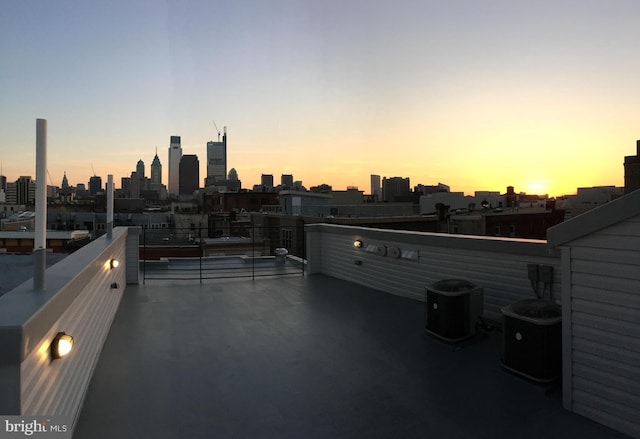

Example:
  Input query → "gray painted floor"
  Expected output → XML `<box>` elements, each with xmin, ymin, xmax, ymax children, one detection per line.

<box><xmin>74</xmin><ymin>274</ymin><xmax>627</xmax><ymax>439</ymax></box>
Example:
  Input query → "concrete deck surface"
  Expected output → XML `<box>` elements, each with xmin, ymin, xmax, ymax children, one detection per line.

<box><xmin>74</xmin><ymin>274</ymin><xmax>627</xmax><ymax>439</ymax></box>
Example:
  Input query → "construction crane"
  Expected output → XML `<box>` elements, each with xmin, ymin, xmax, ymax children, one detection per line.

<box><xmin>212</xmin><ymin>120</ymin><xmax>221</xmax><ymax>142</ymax></box>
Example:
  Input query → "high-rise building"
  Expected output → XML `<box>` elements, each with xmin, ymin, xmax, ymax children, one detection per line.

<box><xmin>151</xmin><ymin>151</ymin><xmax>162</xmax><ymax>191</ymax></box>
<box><xmin>624</xmin><ymin>140</ymin><xmax>640</xmax><ymax>194</ymax></box>
<box><xmin>121</xmin><ymin>177</ymin><xmax>131</xmax><ymax>198</ymax></box>
<box><xmin>6</xmin><ymin>176</ymin><xmax>36</xmax><ymax>205</ymax></box>
<box><xmin>370</xmin><ymin>175</ymin><xmax>381</xmax><ymax>201</ymax></box>
<box><xmin>136</xmin><ymin>160</ymin><xmax>145</xmax><ymax>179</ymax></box>
<box><xmin>206</xmin><ymin>127</ymin><xmax>227</xmax><ymax>186</ymax></box>
<box><xmin>179</xmin><ymin>154</ymin><xmax>199</xmax><ymax>196</ymax></box>
<box><xmin>168</xmin><ymin>136</ymin><xmax>182</xmax><ymax>196</ymax></box>
<box><xmin>382</xmin><ymin>176</ymin><xmax>410</xmax><ymax>202</ymax></box>
<box><xmin>281</xmin><ymin>174</ymin><xmax>294</xmax><ymax>190</ymax></box>
<box><xmin>76</xmin><ymin>183</ymin><xmax>87</xmax><ymax>198</ymax></box>
<box><xmin>1</xmin><ymin>174</ymin><xmax>7</xmax><ymax>192</ymax></box>
<box><xmin>227</xmin><ymin>168</ymin><xmax>241</xmax><ymax>192</ymax></box>
<box><xmin>261</xmin><ymin>174</ymin><xmax>274</xmax><ymax>188</ymax></box>
<box><xmin>89</xmin><ymin>176</ymin><xmax>103</xmax><ymax>195</ymax></box>
<box><xmin>130</xmin><ymin>171</ymin><xmax>140</xmax><ymax>199</ymax></box>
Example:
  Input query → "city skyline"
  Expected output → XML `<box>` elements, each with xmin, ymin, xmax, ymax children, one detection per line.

<box><xmin>2</xmin><ymin>1</ymin><xmax>640</xmax><ymax>197</ymax></box>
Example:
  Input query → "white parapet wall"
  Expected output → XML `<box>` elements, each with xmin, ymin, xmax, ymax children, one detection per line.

<box><xmin>0</xmin><ymin>227</ymin><xmax>137</xmax><ymax>434</ymax></box>
<box><xmin>305</xmin><ymin>223</ymin><xmax>561</xmax><ymax>322</ymax></box>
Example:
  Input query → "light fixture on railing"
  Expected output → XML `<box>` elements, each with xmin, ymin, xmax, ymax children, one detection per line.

<box><xmin>354</xmin><ymin>240</ymin><xmax>363</xmax><ymax>248</ymax></box>
<box><xmin>110</xmin><ymin>258</ymin><xmax>119</xmax><ymax>269</ymax></box>
<box><xmin>51</xmin><ymin>332</ymin><xmax>74</xmax><ymax>360</ymax></box>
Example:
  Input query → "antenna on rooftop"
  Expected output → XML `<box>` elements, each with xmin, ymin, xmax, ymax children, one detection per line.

<box><xmin>46</xmin><ymin>169</ymin><xmax>54</xmax><ymax>187</ymax></box>
<box><xmin>213</xmin><ymin>120</ymin><xmax>221</xmax><ymax>142</ymax></box>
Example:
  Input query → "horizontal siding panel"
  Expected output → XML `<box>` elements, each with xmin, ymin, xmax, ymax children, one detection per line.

<box><xmin>19</xmin><ymin>229</ymin><xmax>128</xmax><ymax>433</ymax></box>
<box><xmin>572</xmin><ymin>234</ymin><xmax>640</xmax><ymax>251</ymax></box>
<box><xmin>574</xmin><ymin>376</ymin><xmax>640</xmax><ymax>412</ymax></box>
<box><xmin>572</xmin><ymin>298</ymin><xmax>640</xmax><ymax>325</ymax></box>
<box><xmin>573</xmin><ymin>324</ymin><xmax>640</xmax><ymax>354</ymax></box>
<box><xmin>573</xmin><ymin>355</ymin><xmax>640</xmax><ymax>390</ymax></box>
<box><xmin>571</xmin><ymin>272</ymin><xmax>638</xmax><ymax>295</ymax></box>
<box><xmin>571</xmin><ymin>259</ymin><xmax>640</xmax><ymax>281</ymax></box>
<box><xmin>597</xmin><ymin>219</ymin><xmax>640</xmax><ymax>237</ymax></box>
<box><xmin>316</xmin><ymin>228</ymin><xmax>559</xmax><ymax>324</ymax></box>
<box><xmin>572</xmin><ymin>284</ymin><xmax>640</xmax><ymax>309</ymax></box>
<box><xmin>570</xmin><ymin>246</ymin><xmax>639</xmax><ymax>265</ymax></box>
<box><xmin>572</xmin><ymin>313</ymin><xmax>639</xmax><ymax>342</ymax></box>
<box><xmin>573</xmin><ymin>338</ymin><xmax>640</xmax><ymax>368</ymax></box>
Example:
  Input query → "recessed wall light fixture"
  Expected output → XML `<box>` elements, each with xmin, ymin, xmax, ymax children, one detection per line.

<box><xmin>51</xmin><ymin>332</ymin><xmax>74</xmax><ymax>360</ymax></box>
<box><xmin>110</xmin><ymin>258</ymin><xmax>119</xmax><ymax>269</ymax></box>
<box><xmin>354</xmin><ymin>240</ymin><xmax>363</xmax><ymax>248</ymax></box>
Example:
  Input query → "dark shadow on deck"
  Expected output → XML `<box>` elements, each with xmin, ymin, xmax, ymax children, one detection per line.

<box><xmin>74</xmin><ymin>275</ymin><xmax>626</xmax><ymax>439</ymax></box>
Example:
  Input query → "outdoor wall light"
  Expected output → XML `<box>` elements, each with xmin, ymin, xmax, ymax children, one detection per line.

<box><xmin>110</xmin><ymin>258</ymin><xmax>119</xmax><ymax>269</ymax></box>
<box><xmin>354</xmin><ymin>240</ymin><xmax>363</xmax><ymax>248</ymax></box>
<box><xmin>51</xmin><ymin>332</ymin><xmax>74</xmax><ymax>360</ymax></box>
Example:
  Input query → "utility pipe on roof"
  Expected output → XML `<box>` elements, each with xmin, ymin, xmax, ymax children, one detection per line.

<box><xmin>107</xmin><ymin>174</ymin><xmax>113</xmax><ymax>238</ymax></box>
<box><xmin>34</xmin><ymin>119</ymin><xmax>47</xmax><ymax>290</ymax></box>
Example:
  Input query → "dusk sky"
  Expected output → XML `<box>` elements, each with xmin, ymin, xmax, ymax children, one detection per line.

<box><xmin>2</xmin><ymin>0</ymin><xmax>640</xmax><ymax>197</ymax></box>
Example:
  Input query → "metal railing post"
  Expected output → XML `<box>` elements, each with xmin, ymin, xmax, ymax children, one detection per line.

<box><xmin>251</xmin><ymin>218</ymin><xmax>255</xmax><ymax>280</ymax></box>
<box><xmin>301</xmin><ymin>221</ymin><xmax>305</xmax><ymax>276</ymax></box>
<box><xmin>142</xmin><ymin>225</ymin><xmax>146</xmax><ymax>285</ymax></box>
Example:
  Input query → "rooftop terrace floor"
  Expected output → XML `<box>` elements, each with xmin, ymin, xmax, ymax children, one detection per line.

<box><xmin>74</xmin><ymin>274</ymin><xmax>627</xmax><ymax>439</ymax></box>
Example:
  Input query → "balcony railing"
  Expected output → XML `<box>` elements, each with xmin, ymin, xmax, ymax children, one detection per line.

<box><xmin>140</xmin><ymin>224</ymin><xmax>305</xmax><ymax>282</ymax></box>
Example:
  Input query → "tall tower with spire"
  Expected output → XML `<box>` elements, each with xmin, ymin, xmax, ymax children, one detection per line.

<box><xmin>151</xmin><ymin>149</ymin><xmax>162</xmax><ymax>192</ymax></box>
<box><xmin>61</xmin><ymin>172</ymin><xmax>69</xmax><ymax>189</ymax></box>
<box><xmin>60</xmin><ymin>172</ymin><xmax>72</xmax><ymax>203</ymax></box>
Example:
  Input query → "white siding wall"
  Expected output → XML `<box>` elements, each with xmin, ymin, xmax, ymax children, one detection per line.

<box><xmin>563</xmin><ymin>215</ymin><xmax>640</xmax><ymax>438</ymax></box>
<box><xmin>306</xmin><ymin>224</ymin><xmax>561</xmax><ymax>323</ymax></box>
<box><xmin>18</xmin><ymin>229</ymin><xmax>128</xmax><ymax>429</ymax></box>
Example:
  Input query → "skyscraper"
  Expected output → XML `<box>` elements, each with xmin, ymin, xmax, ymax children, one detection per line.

<box><xmin>151</xmin><ymin>151</ymin><xmax>162</xmax><ymax>191</ymax></box>
<box><xmin>7</xmin><ymin>176</ymin><xmax>36</xmax><ymax>205</ymax></box>
<box><xmin>370</xmin><ymin>174</ymin><xmax>381</xmax><ymax>201</ymax></box>
<box><xmin>281</xmin><ymin>174</ymin><xmax>294</xmax><ymax>190</ymax></box>
<box><xmin>136</xmin><ymin>159</ymin><xmax>145</xmax><ymax>179</ymax></box>
<box><xmin>89</xmin><ymin>175</ymin><xmax>102</xmax><ymax>195</ymax></box>
<box><xmin>179</xmin><ymin>154</ymin><xmax>199</xmax><ymax>196</ymax></box>
<box><xmin>168</xmin><ymin>136</ymin><xmax>182</xmax><ymax>196</ymax></box>
<box><xmin>206</xmin><ymin>127</ymin><xmax>227</xmax><ymax>186</ymax></box>
<box><xmin>136</xmin><ymin>159</ymin><xmax>147</xmax><ymax>192</ymax></box>
<box><xmin>261</xmin><ymin>174</ymin><xmax>274</xmax><ymax>188</ymax></box>
<box><xmin>227</xmin><ymin>168</ymin><xmax>241</xmax><ymax>192</ymax></box>
<box><xmin>382</xmin><ymin>176</ymin><xmax>410</xmax><ymax>202</ymax></box>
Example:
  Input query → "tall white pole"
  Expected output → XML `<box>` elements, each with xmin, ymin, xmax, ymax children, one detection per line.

<box><xmin>34</xmin><ymin>119</ymin><xmax>47</xmax><ymax>290</ymax></box>
<box><xmin>107</xmin><ymin>174</ymin><xmax>114</xmax><ymax>238</ymax></box>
